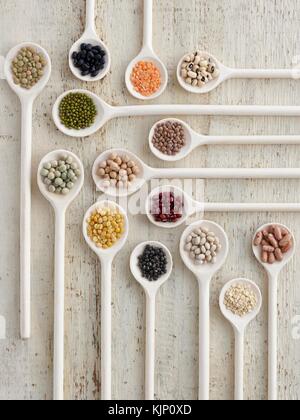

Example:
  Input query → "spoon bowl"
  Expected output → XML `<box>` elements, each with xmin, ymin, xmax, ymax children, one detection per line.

<box><xmin>145</xmin><ymin>185</ymin><xmax>197</xmax><ymax>229</ymax></box>
<box><xmin>125</xmin><ymin>51</ymin><xmax>168</xmax><ymax>101</ymax></box>
<box><xmin>83</xmin><ymin>200</ymin><xmax>129</xmax><ymax>258</ymax></box>
<box><xmin>52</xmin><ymin>89</ymin><xmax>111</xmax><ymax>138</ymax></box>
<box><xmin>69</xmin><ymin>37</ymin><xmax>111</xmax><ymax>83</ymax></box>
<box><xmin>177</xmin><ymin>51</ymin><xmax>224</xmax><ymax>94</ymax></box>
<box><xmin>4</xmin><ymin>42</ymin><xmax>51</xmax><ymax>99</ymax></box>
<box><xmin>252</xmin><ymin>223</ymin><xmax>296</xmax><ymax>276</ymax></box>
<box><xmin>130</xmin><ymin>241</ymin><xmax>173</xmax><ymax>293</ymax></box>
<box><xmin>37</xmin><ymin>149</ymin><xmax>84</xmax><ymax>210</ymax></box>
<box><xmin>219</xmin><ymin>278</ymin><xmax>262</xmax><ymax>333</ymax></box>
<box><xmin>149</xmin><ymin>118</ymin><xmax>196</xmax><ymax>162</ymax></box>
<box><xmin>92</xmin><ymin>148</ymin><xmax>147</xmax><ymax>197</ymax></box>
<box><xmin>180</xmin><ymin>220</ymin><xmax>229</xmax><ymax>276</ymax></box>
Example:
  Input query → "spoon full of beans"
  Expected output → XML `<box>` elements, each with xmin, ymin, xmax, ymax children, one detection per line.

<box><xmin>177</xmin><ymin>50</ymin><xmax>300</xmax><ymax>94</ymax></box>
<box><xmin>0</xmin><ymin>42</ymin><xmax>51</xmax><ymax>339</ymax></box>
<box><xmin>125</xmin><ymin>0</ymin><xmax>168</xmax><ymax>100</ymax></box>
<box><xmin>219</xmin><ymin>279</ymin><xmax>262</xmax><ymax>400</ymax></box>
<box><xmin>252</xmin><ymin>223</ymin><xmax>296</xmax><ymax>401</ymax></box>
<box><xmin>69</xmin><ymin>0</ymin><xmax>111</xmax><ymax>82</ymax></box>
<box><xmin>180</xmin><ymin>221</ymin><xmax>229</xmax><ymax>400</ymax></box>
<box><xmin>83</xmin><ymin>201</ymin><xmax>129</xmax><ymax>400</ymax></box>
<box><xmin>91</xmin><ymin>148</ymin><xmax>300</xmax><ymax>198</ymax></box>
<box><xmin>37</xmin><ymin>150</ymin><xmax>84</xmax><ymax>401</ymax></box>
<box><xmin>130</xmin><ymin>241</ymin><xmax>173</xmax><ymax>400</ymax></box>
<box><xmin>53</xmin><ymin>88</ymin><xmax>300</xmax><ymax>138</ymax></box>
<box><xmin>149</xmin><ymin>118</ymin><xmax>300</xmax><ymax>162</ymax></box>
<box><xmin>146</xmin><ymin>185</ymin><xmax>300</xmax><ymax>229</ymax></box>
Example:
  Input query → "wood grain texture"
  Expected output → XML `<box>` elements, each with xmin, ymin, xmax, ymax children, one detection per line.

<box><xmin>0</xmin><ymin>0</ymin><xmax>300</xmax><ymax>400</ymax></box>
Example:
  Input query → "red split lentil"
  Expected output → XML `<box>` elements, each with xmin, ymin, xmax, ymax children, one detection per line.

<box><xmin>131</xmin><ymin>61</ymin><xmax>161</xmax><ymax>97</ymax></box>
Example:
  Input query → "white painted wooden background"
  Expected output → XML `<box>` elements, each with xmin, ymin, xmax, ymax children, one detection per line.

<box><xmin>0</xmin><ymin>0</ymin><xmax>300</xmax><ymax>401</ymax></box>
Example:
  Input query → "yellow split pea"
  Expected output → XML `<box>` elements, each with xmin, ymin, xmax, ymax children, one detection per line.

<box><xmin>87</xmin><ymin>207</ymin><xmax>125</xmax><ymax>249</ymax></box>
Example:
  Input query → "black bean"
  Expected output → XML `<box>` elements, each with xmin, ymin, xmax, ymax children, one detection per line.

<box><xmin>91</xmin><ymin>70</ymin><xmax>100</xmax><ymax>77</ymax></box>
<box><xmin>80</xmin><ymin>43</ymin><xmax>87</xmax><ymax>51</ymax></box>
<box><xmin>72</xmin><ymin>52</ymin><xmax>78</xmax><ymax>59</ymax></box>
<box><xmin>81</xmin><ymin>70</ymin><xmax>90</xmax><ymax>76</ymax></box>
<box><xmin>86</xmin><ymin>44</ymin><xmax>93</xmax><ymax>51</ymax></box>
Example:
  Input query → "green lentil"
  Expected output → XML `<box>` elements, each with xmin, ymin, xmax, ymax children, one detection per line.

<box><xmin>58</xmin><ymin>93</ymin><xmax>97</xmax><ymax>130</ymax></box>
<box><xmin>11</xmin><ymin>47</ymin><xmax>46</xmax><ymax>89</ymax></box>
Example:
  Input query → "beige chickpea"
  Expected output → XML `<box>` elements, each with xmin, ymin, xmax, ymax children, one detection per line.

<box><xmin>110</xmin><ymin>171</ymin><xmax>117</xmax><ymax>179</ymax></box>
<box><xmin>128</xmin><ymin>174</ymin><xmax>136</xmax><ymax>182</ymax></box>
<box><xmin>127</xmin><ymin>161</ymin><xmax>134</xmax><ymax>168</ymax></box>
<box><xmin>98</xmin><ymin>168</ymin><xmax>106</xmax><ymax>177</ymax></box>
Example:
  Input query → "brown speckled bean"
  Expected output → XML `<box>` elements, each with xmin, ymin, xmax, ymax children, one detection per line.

<box><xmin>254</xmin><ymin>232</ymin><xmax>263</xmax><ymax>246</ymax></box>
<box><xmin>274</xmin><ymin>226</ymin><xmax>283</xmax><ymax>241</ymax></box>
<box><xmin>263</xmin><ymin>245</ymin><xmax>275</xmax><ymax>253</ymax></box>
<box><xmin>261</xmin><ymin>251</ymin><xmax>268</xmax><ymax>263</ymax></box>
<box><xmin>268</xmin><ymin>234</ymin><xmax>278</xmax><ymax>249</ymax></box>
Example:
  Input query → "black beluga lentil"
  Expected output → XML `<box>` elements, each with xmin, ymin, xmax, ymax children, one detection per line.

<box><xmin>138</xmin><ymin>245</ymin><xmax>168</xmax><ymax>282</ymax></box>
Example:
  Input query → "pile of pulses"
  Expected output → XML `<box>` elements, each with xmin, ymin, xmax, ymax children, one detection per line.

<box><xmin>131</xmin><ymin>61</ymin><xmax>161</xmax><ymax>97</ymax></box>
<box><xmin>59</xmin><ymin>92</ymin><xmax>97</xmax><ymax>130</ymax></box>
<box><xmin>11</xmin><ymin>47</ymin><xmax>47</xmax><ymax>89</ymax></box>
<box><xmin>98</xmin><ymin>153</ymin><xmax>140</xmax><ymax>190</ymax></box>
<box><xmin>185</xmin><ymin>227</ymin><xmax>221</xmax><ymax>265</ymax></box>
<box><xmin>40</xmin><ymin>155</ymin><xmax>81</xmax><ymax>195</ymax></box>
<box><xmin>72</xmin><ymin>43</ymin><xmax>106</xmax><ymax>77</ymax></box>
<box><xmin>224</xmin><ymin>284</ymin><xmax>258</xmax><ymax>317</ymax></box>
<box><xmin>254</xmin><ymin>224</ymin><xmax>293</xmax><ymax>264</ymax></box>
<box><xmin>152</xmin><ymin>121</ymin><xmax>186</xmax><ymax>156</ymax></box>
<box><xmin>138</xmin><ymin>245</ymin><xmax>168</xmax><ymax>282</ymax></box>
<box><xmin>151</xmin><ymin>191</ymin><xmax>184</xmax><ymax>223</ymax></box>
<box><xmin>180</xmin><ymin>51</ymin><xmax>219</xmax><ymax>88</ymax></box>
<box><xmin>87</xmin><ymin>208</ymin><xmax>125</xmax><ymax>249</ymax></box>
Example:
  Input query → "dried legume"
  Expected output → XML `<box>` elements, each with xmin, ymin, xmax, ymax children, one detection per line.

<box><xmin>131</xmin><ymin>61</ymin><xmax>161</xmax><ymax>97</ymax></box>
<box><xmin>138</xmin><ymin>244</ymin><xmax>168</xmax><ymax>282</ymax></box>
<box><xmin>185</xmin><ymin>227</ymin><xmax>222</xmax><ymax>265</ymax></box>
<box><xmin>40</xmin><ymin>154</ymin><xmax>81</xmax><ymax>195</ymax></box>
<box><xmin>98</xmin><ymin>153</ymin><xmax>140</xmax><ymax>190</ymax></box>
<box><xmin>11</xmin><ymin>47</ymin><xmax>47</xmax><ymax>89</ymax></box>
<box><xmin>72</xmin><ymin>43</ymin><xmax>106</xmax><ymax>78</ymax></box>
<box><xmin>151</xmin><ymin>191</ymin><xmax>184</xmax><ymax>223</ymax></box>
<box><xmin>224</xmin><ymin>284</ymin><xmax>258</xmax><ymax>317</ymax></box>
<box><xmin>59</xmin><ymin>92</ymin><xmax>97</xmax><ymax>130</ymax></box>
<box><xmin>254</xmin><ymin>224</ymin><xmax>293</xmax><ymax>264</ymax></box>
<box><xmin>180</xmin><ymin>51</ymin><xmax>219</xmax><ymax>88</ymax></box>
<box><xmin>152</xmin><ymin>121</ymin><xmax>186</xmax><ymax>156</ymax></box>
<box><xmin>86</xmin><ymin>207</ymin><xmax>125</xmax><ymax>249</ymax></box>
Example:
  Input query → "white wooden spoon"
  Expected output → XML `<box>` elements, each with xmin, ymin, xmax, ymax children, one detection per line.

<box><xmin>252</xmin><ymin>223</ymin><xmax>296</xmax><ymax>401</ymax></box>
<box><xmin>52</xmin><ymin>89</ymin><xmax>300</xmax><ymax>138</ymax></box>
<box><xmin>125</xmin><ymin>0</ymin><xmax>168</xmax><ymax>100</ymax></box>
<box><xmin>180</xmin><ymin>221</ymin><xmax>229</xmax><ymax>400</ymax></box>
<box><xmin>146</xmin><ymin>185</ymin><xmax>300</xmax><ymax>229</ymax></box>
<box><xmin>83</xmin><ymin>201</ymin><xmax>129</xmax><ymax>400</ymax></box>
<box><xmin>149</xmin><ymin>118</ymin><xmax>300</xmax><ymax>162</ymax></box>
<box><xmin>92</xmin><ymin>148</ymin><xmax>300</xmax><ymax>198</ymax></box>
<box><xmin>69</xmin><ymin>0</ymin><xmax>111</xmax><ymax>81</ymax></box>
<box><xmin>1</xmin><ymin>42</ymin><xmax>51</xmax><ymax>339</ymax></box>
<box><xmin>219</xmin><ymin>278</ymin><xmax>262</xmax><ymax>400</ymax></box>
<box><xmin>37</xmin><ymin>150</ymin><xmax>84</xmax><ymax>401</ymax></box>
<box><xmin>130</xmin><ymin>241</ymin><xmax>173</xmax><ymax>400</ymax></box>
<box><xmin>177</xmin><ymin>50</ymin><xmax>300</xmax><ymax>94</ymax></box>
